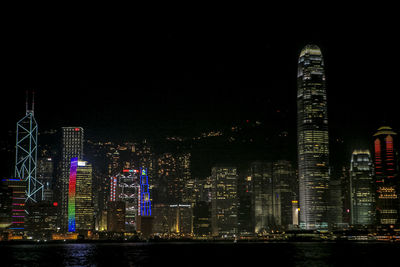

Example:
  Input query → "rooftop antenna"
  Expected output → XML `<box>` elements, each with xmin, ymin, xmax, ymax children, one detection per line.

<box><xmin>32</xmin><ymin>89</ymin><xmax>35</xmax><ymax>115</ymax></box>
<box><xmin>25</xmin><ymin>90</ymin><xmax>28</xmax><ymax>114</ymax></box>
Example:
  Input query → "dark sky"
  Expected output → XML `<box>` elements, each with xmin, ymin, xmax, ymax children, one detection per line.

<box><xmin>2</xmin><ymin>12</ymin><xmax>399</xmax><ymax>161</ymax></box>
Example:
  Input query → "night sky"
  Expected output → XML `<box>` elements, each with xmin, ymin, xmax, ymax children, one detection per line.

<box><xmin>1</xmin><ymin>12</ymin><xmax>399</xmax><ymax>176</ymax></box>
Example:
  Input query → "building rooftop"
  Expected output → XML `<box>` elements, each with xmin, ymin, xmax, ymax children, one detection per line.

<box><xmin>299</xmin><ymin>44</ymin><xmax>322</xmax><ymax>57</ymax></box>
<box><xmin>373</xmin><ymin>126</ymin><xmax>397</xmax><ymax>136</ymax></box>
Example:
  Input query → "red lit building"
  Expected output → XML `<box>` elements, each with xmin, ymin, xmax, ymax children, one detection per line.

<box><xmin>373</xmin><ymin>126</ymin><xmax>399</xmax><ymax>226</ymax></box>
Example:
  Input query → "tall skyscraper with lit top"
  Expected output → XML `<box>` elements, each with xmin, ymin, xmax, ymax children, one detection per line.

<box><xmin>297</xmin><ymin>44</ymin><xmax>330</xmax><ymax>230</ymax></box>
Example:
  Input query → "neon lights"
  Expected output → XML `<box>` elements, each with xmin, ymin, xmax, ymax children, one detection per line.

<box><xmin>74</xmin><ymin>128</ymin><xmax>80</xmax><ymax>131</ymax></box>
<box><xmin>53</xmin><ymin>202</ymin><xmax>58</xmax><ymax>207</ymax></box>
<box><xmin>68</xmin><ymin>157</ymin><xmax>78</xmax><ymax>232</ymax></box>
<box><xmin>123</xmin><ymin>169</ymin><xmax>136</xmax><ymax>173</ymax></box>
<box><xmin>139</xmin><ymin>167</ymin><xmax>151</xmax><ymax>216</ymax></box>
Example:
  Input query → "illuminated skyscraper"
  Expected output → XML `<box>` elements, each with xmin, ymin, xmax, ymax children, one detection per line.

<box><xmin>75</xmin><ymin>160</ymin><xmax>94</xmax><ymax>231</ymax></box>
<box><xmin>373</xmin><ymin>126</ymin><xmax>398</xmax><ymax>226</ymax></box>
<box><xmin>249</xmin><ymin>162</ymin><xmax>274</xmax><ymax>233</ymax></box>
<box><xmin>61</xmin><ymin>127</ymin><xmax>84</xmax><ymax>231</ymax></box>
<box><xmin>15</xmin><ymin>92</ymin><xmax>43</xmax><ymax>202</ymax></box>
<box><xmin>297</xmin><ymin>44</ymin><xmax>330</xmax><ymax>230</ymax></box>
<box><xmin>68</xmin><ymin>159</ymin><xmax>93</xmax><ymax>233</ymax></box>
<box><xmin>350</xmin><ymin>150</ymin><xmax>375</xmax><ymax>226</ymax></box>
<box><xmin>211</xmin><ymin>165</ymin><xmax>238</xmax><ymax>237</ymax></box>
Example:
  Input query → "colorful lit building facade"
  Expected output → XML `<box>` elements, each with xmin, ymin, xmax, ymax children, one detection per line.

<box><xmin>61</xmin><ymin>127</ymin><xmax>84</xmax><ymax>231</ymax></box>
<box><xmin>68</xmin><ymin>158</ymin><xmax>78</xmax><ymax>232</ymax></box>
<box><xmin>0</xmin><ymin>178</ymin><xmax>27</xmax><ymax>234</ymax></box>
<box><xmin>68</xmin><ymin>159</ymin><xmax>94</xmax><ymax>232</ymax></box>
<box><xmin>350</xmin><ymin>150</ymin><xmax>375</xmax><ymax>226</ymax></box>
<box><xmin>297</xmin><ymin>44</ymin><xmax>330</xmax><ymax>230</ymax></box>
<box><xmin>373</xmin><ymin>126</ymin><xmax>399</xmax><ymax>226</ymax></box>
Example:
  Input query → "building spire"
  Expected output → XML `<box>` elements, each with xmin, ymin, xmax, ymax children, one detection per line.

<box><xmin>25</xmin><ymin>90</ymin><xmax>28</xmax><ymax>115</ymax></box>
<box><xmin>32</xmin><ymin>89</ymin><xmax>35</xmax><ymax>115</ymax></box>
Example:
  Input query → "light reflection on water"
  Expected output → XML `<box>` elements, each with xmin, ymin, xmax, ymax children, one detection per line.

<box><xmin>1</xmin><ymin>242</ymin><xmax>399</xmax><ymax>266</ymax></box>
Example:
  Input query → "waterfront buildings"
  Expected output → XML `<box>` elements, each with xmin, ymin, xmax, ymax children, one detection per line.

<box><xmin>350</xmin><ymin>150</ymin><xmax>375</xmax><ymax>226</ymax></box>
<box><xmin>297</xmin><ymin>44</ymin><xmax>330</xmax><ymax>230</ymax></box>
<box><xmin>211</xmin><ymin>165</ymin><xmax>238</xmax><ymax>237</ymax></box>
<box><xmin>0</xmin><ymin>179</ymin><xmax>26</xmax><ymax>234</ymax></box>
<box><xmin>373</xmin><ymin>126</ymin><xmax>399</xmax><ymax>226</ymax></box>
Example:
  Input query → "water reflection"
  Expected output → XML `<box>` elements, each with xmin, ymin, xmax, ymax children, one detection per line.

<box><xmin>1</xmin><ymin>242</ymin><xmax>400</xmax><ymax>266</ymax></box>
<box><xmin>62</xmin><ymin>243</ymin><xmax>96</xmax><ymax>266</ymax></box>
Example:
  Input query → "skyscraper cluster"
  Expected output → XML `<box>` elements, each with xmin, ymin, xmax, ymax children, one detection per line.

<box><xmin>0</xmin><ymin>45</ymin><xmax>399</xmax><ymax>241</ymax></box>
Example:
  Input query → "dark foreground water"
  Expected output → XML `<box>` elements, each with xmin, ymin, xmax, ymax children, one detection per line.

<box><xmin>1</xmin><ymin>241</ymin><xmax>399</xmax><ymax>266</ymax></box>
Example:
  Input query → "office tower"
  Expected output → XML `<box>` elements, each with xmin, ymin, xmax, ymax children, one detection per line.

<box><xmin>177</xmin><ymin>152</ymin><xmax>191</xmax><ymax>203</ymax></box>
<box><xmin>115</xmin><ymin>169</ymin><xmax>140</xmax><ymax>231</ymax></box>
<box><xmin>138</xmin><ymin>168</ymin><xmax>152</xmax><ymax>217</ymax></box>
<box><xmin>61</xmin><ymin>127</ymin><xmax>84</xmax><ymax>231</ymax></box>
<box><xmin>75</xmin><ymin>160</ymin><xmax>94</xmax><ymax>232</ymax></box>
<box><xmin>237</xmin><ymin>170</ymin><xmax>253</xmax><ymax>236</ymax></box>
<box><xmin>155</xmin><ymin>153</ymin><xmax>176</xmax><ymax>204</ymax></box>
<box><xmin>26</xmin><ymin>201</ymin><xmax>58</xmax><ymax>240</ymax></box>
<box><xmin>193</xmin><ymin>201</ymin><xmax>211</xmax><ymax>237</ymax></box>
<box><xmin>168</xmin><ymin>204</ymin><xmax>193</xmax><ymax>235</ymax></box>
<box><xmin>211</xmin><ymin>165</ymin><xmax>238</xmax><ymax>237</ymax></box>
<box><xmin>37</xmin><ymin>157</ymin><xmax>54</xmax><ymax>201</ymax></box>
<box><xmin>297</xmin><ymin>44</ymin><xmax>330</xmax><ymax>230</ymax></box>
<box><xmin>0</xmin><ymin>178</ymin><xmax>27</xmax><ymax>233</ymax></box>
<box><xmin>15</xmin><ymin>92</ymin><xmax>43</xmax><ymax>202</ymax></box>
<box><xmin>273</xmin><ymin>160</ymin><xmax>296</xmax><ymax>229</ymax></box>
<box><xmin>68</xmin><ymin>158</ymin><xmax>78</xmax><ymax>232</ymax></box>
<box><xmin>350</xmin><ymin>150</ymin><xmax>375</xmax><ymax>226</ymax></box>
<box><xmin>373</xmin><ymin>126</ymin><xmax>399</xmax><ymax>226</ymax></box>
<box><xmin>249</xmin><ymin>161</ymin><xmax>286</xmax><ymax>233</ymax></box>
<box><xmin>107</xmin><ymin>201</ymin><xmax>125</xmax><ymax>232</ymax></box>
<box><xmin>328</xmin><ymin>179</ymin><xmax>344</xmax><ymax>229</ymax></box>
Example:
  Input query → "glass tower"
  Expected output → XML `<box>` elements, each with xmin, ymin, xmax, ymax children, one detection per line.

<box><xmin>211</xmin><ymin>165</ymin><xmax>238</xmax><ymax>237</ymax></box>
<box><xmin>297</xmin><ymin>44</ymin><xmax>330</xmax><ymax>230</ymax></box>
<box><xmin>350</xmin><ymin>150</ymin><xmax>375</xmax><ymax>226</ymax></box>
<box><xmin>15</xmin><ymin>93</ymin><xmax>43</xmax><ymax>202</ymax></box>
<box><xmin>75</xmin><ymin>161</ymin><xmax>94</xmax><ymax>231</ymax></box>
